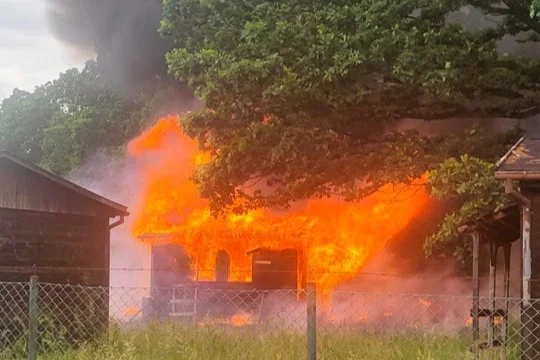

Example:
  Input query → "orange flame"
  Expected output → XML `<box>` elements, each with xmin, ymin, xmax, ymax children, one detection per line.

<box><xmin>198</xmin><ymin>312</ymin><xmax>254</xmax><ymax>327</ymax></box>
<box><xmin>123</xmin><ymin>306</ymin><xmax>141</xmax><ymax>317</ymax></box>
<box><xmin>128</xmin><ymin>116</ymin><xmax>430</xmax><ymax>292</ymax></box>
<box><xmin>230</xmin><ymin>313</ymin><xmax>254</xmax><ymax>327</ymax></box>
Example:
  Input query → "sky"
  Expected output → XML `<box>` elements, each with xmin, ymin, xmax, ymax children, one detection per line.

<box><xmin>0</xmin><ymin>0</ymin><xmax>89</xmax><ymax>100</ymax></box>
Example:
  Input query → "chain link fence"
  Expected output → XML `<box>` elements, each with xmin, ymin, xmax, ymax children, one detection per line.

<box><xmin>1</xmin><ymin>277</ymin><xmax>540</xmax><ymax>359</ymax></box>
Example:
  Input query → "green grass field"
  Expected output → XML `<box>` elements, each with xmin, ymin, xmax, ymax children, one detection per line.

<box><xmin>0</xmin><ymin>323</ymin><xmax>523</xmax><ymax>360</ymax></box>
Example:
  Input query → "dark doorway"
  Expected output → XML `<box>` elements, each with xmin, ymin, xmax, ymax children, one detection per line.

<box><xmin>216</xmin><ymin>250</ymin><xmax>230</xmax><ymax>282</ymax></box>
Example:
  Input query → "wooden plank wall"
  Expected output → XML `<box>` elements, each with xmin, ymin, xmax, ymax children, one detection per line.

<box><xmin>521</xmin><ymin>184</ymin><xmax>540</xmax><ymax>359</ymax></box>
<box><xmin>0</xmin><ymin>159</ymin><xmax>116</xmax><ymax>217</ymax></box>
<box><xmin>0</xmin><ymin>208</ymin><xmax>110</xmax><ymax>286</ymax></box>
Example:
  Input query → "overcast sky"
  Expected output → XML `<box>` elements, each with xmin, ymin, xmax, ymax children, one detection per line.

<box><xmin>0</xmin><ymin>0</ymin><xmax>89</xmax><ymax>100</ymax></box>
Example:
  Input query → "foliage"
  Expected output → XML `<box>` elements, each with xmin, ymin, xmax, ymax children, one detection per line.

<box><xmin>161</xmin><ymin>0</ymin><xmax>540</xmax><ymax>215</ymax></box>
<box><xmin>0</xmin><ymin>60</ymin><xmax>181</xmax><ymax>175</ymax></box>
<box><xmin>422</xmin><ymin>126</ymin><xmax>520</xmax><ymax>262</ymax></box>
<box><xmin>0</xmin><ymin>88</ymin><xmax>58</xmax><ymax>164</ymax></box>
<box><xmin>426</xmin><ymin>156</ymin><xmax>510</xmax><ymax>263</ymax></box>
<box><xmin>39</xmin><ymin>62</ymin><xmax>143</xmax><ymax>173</ymax></box>
<box><xmin>533</xmin><ymin>0</ymin><xmax>540</xmax><ymax>18</ymax></box>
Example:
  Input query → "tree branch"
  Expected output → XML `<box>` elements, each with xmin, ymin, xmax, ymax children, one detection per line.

<box><xmin>502</xmin><ymin>0</ymin><xmax>540</xmax><ymax>35</ymax></box>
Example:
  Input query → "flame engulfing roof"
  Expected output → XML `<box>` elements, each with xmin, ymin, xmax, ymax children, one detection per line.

<box><xmin>128</xmin><ymin>115</ymin><xmax>431</xmax><ymax>293</ymax></box>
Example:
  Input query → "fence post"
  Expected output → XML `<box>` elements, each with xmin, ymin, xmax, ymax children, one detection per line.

<box><xmin>28</xmin><ymin>275</ymin><xmax>39</xmax><ymax>360</ymax></box>
<box><xmin>307</xmin><ymin>282</ymin><xmax>317</xmax><ymax>360</ymax></box>
<box><xmin>471</xmin><ymin>231</ymin><xmax>480</xmax><ymax>360</ymax></box>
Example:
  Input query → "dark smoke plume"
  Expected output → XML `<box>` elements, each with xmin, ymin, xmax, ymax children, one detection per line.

<box><xmin>45</xmin><ymin>0</ymin><xmax>178</xmax><ymax>91</ymax></box>
<box><xmin>45</xmin><ymin>2</ymin><xmax>540</xmax><ymax>91</ymax></box>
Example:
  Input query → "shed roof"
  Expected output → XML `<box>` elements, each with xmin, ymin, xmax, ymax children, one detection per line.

<box><xmin>459</xmin><ymin>203</ymin><xmax>520</xmax><ymax>243</ymax></box>
<box><xmin>0</xmin><ymin>151</ymin><xmax>128</xmax><ymax>216</ymax></box>
<box><xmin>495</xmin><ymin>138</ymin><xmax>540</xmax><ymax>179</ymax></box>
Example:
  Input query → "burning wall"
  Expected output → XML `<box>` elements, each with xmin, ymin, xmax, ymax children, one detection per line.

<box><xmin>128</xmin><ymin>116</ymin><xmax>430</xmax><ymax>292</ymax></box>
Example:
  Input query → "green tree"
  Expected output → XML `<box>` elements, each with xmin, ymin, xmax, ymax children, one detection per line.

<box><xmin>39</xmin><ymin>61</ymin><xmax>143</xmax><ymax>173</ymax></box>
<box><xmin>161</xmin><ymin>0</ymin><xmax>540</xmax><ymax>214</ymax></box>
<box><xmin>0</xmin><ymin>60</ymin><xmax>147</xmax><ymax>174</ymax></box>
<box><xmin>0</xmin><ymin>87</ymin><xmax>57</xmax><ymax>163</ymax></box>
<box><xmin>532</xmin><ymin>0</ymin><xmax>540</xmax><ymax>18</ymax></box>
<box><xmin>41</xmin><ymin>94</ymin><xmax>141</xmax><ymax>174</ymax></box>
<box><xmin>425</xmin><ymin>155</ymin><xmax>509</xmax><ymax>264</ymax></box>
<box><xmin>422</xmin><ymin>125</ymin><xmax>521</xmax><ymax>263</ymax></box>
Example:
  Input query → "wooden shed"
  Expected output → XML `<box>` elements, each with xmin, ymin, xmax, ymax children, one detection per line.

<box><xmin>459</xmin><ymin>203</ymin><xmax>520</xmax><ymax>357</ymax></box>
<box><xmin>0</xmin><ymin>151</ymin><xmax>128</xmax><ymax>286</ymax></box>
<box><xmin>495</xmin><ymin>137</ymin><xmax>540</xmax><ymax>359</ymax></box>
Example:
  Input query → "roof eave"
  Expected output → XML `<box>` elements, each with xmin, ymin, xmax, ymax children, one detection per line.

<box><xmin>246</xmin><ymin>247</ymin><xmax>263</xmax><ymax>255</ymax></box>
<box><xmin>495</xmin><ymin>137</ymin><xmax>525</xmax><ymax>170</ymax></box>
<box><xmin>0</xmin><ymin>151</ymin><xmax>129</xmax><ymax>216</ymax></box>
<box><xmin>494</xmin><ymin>171</ymin><xmax>540</xmax><ymax>180</ymax></box>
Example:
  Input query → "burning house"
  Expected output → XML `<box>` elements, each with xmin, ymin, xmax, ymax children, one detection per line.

<box><xmin>148</xmin><ymin>242</ymin><xmax>305</xmax><ymax>291</ymax></box>
<box><xmin>141</xmin><ymin>239</ymin><xmax>306</xmax><ymax>319</ymax></box>
<box><xmin>129</xmin><ymin>116</ymin><xmax>431</xmax><ymax>318</ymax></box>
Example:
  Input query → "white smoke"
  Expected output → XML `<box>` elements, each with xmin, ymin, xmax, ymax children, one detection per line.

<box><xmin>67</xmin><ymin>148</ymin><xmax>151</xmax><ymax>289</ymax></box>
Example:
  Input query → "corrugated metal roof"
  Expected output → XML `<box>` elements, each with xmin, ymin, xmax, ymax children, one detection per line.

<box><xmin>495</xmin><ymin>138</ymin><xmax>540</xmax><ymax>179</ymax></box>
<box><xmin>0</xmin><ymin>151</ymin><xmax>128</xmax><ymax>216</ymax></box>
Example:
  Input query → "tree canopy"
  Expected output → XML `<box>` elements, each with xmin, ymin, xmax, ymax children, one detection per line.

<box><xmin>161</xmin><ymin>0</ymin><xmax>540</xmax><ymax>215</ymax></box>
<box><xmin>0</xmin><ymin>60</ymin><xmax>187</xmax><ymax>174</ymax></box>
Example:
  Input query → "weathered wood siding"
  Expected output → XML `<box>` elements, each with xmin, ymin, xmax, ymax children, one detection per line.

<box><xmin>0</xmin><ymin>158</ymin><xmax>118</xmax><ymax>217</ymax></box>
<box><xmin>0</xmin><ymin>208</ymin><xmax>110</xmax><ymax>286</ymax></box>
<box><xmin>521</xmin><ymin>183</ymin><xmax>540</xmax><ymax>359</ymax></box>
<box><xmin>0</xmin><ymin>154</ymin><xmax>125</xmax><ymax>344</ymax></box>
<box><xmin>522</xmin><ymin>184</ymin><xmax>540</xmax><ymax>298</ymax></box>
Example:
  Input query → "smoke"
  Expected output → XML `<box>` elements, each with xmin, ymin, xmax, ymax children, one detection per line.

<box><xmin>44</xmin><ymin>2</ymin><xmax>540</xmax><ymax>90</ymax></box>
<box><xmin>45</xmin><ymin>0</ymin><xmax>175</xmax><ymax>91</ymax></box>
<box><xmin>67</xmin><ymin>149</ymin><xmax>151</xmax><ymax>289</ymax></box>
<box><xmin>449</xmin><ymin>6</ymin><xmax>540</xmax><ymax>59</ymax></box>
<box><xmin>308</xmin><ymin>245</ymin><xmax>522</xmax><ymax>333</ymax></box>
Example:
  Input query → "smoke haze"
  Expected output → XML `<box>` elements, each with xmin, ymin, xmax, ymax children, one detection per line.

<box><xmin>67</xmin><ymin>150</ymin><xmax>151</xmax><ymax>289</ymax></box>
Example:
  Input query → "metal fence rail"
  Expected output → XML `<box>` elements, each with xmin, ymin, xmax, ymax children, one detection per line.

<box><xmin>1</xmin><ymin>277</ymin><xmax>540</xmax><ymax>359</ymax></box>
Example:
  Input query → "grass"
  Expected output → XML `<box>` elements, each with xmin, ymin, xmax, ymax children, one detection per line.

<box><xmin>0</xmin><ymin>322</ymin><xmax>525</xmax><ymax>360</ymax></box>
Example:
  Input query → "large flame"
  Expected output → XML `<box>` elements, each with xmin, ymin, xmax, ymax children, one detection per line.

<box><xmin>128</xmin><ymin>116</ymin><xmax>429</xmax><ymax>292</ymax></box>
